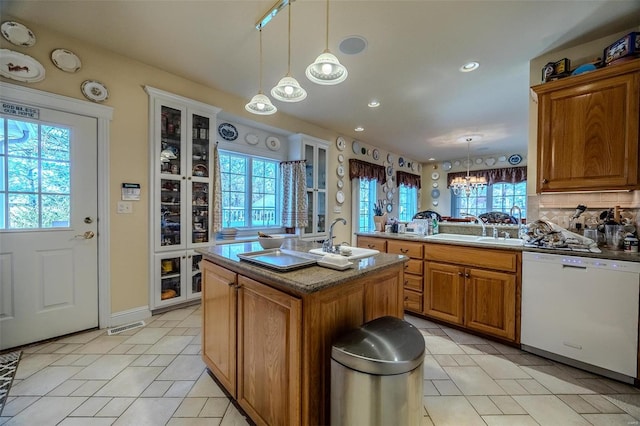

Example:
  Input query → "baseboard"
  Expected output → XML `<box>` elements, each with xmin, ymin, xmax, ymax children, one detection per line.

<box><xmin>109</xmin><ymin>306</ymin><xmax>152</xmax><ymax>328</ymax></box>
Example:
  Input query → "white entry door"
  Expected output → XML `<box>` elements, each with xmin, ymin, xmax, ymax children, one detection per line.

<box><xmin>0</xmin><ymin>107</ymin><xmax>98</xmax><ymax>350</ymax></box>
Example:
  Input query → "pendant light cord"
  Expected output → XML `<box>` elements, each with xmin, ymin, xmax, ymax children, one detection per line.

<box><xmin>259</xmin><ymin>27</ymin><xmax>263</xmax><ymax>91</ymax></box>
<box><xmin>287</xmin><ymin>3</ymin><xmax>291</xmax><ymax>73</ymax></box>
<box><xmin>325</xmin><ymin>0</ymin><xmax>329</xmax><ymax>50</ymax></box>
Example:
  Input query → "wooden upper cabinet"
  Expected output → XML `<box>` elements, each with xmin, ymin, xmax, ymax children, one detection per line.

<box><xmin>532</xmin><ymin>59</ymin><xmax>640</xmax><ymax>192</ymax></box>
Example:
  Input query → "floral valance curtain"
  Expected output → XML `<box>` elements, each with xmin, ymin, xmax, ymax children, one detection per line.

<box><xmin>280</xmin><ymin>160</ymin><xmax>308</xmax><ymax>228</ymax></box>
<box><xmin>348</xmin><ymin>159</ymin><xmax>387</xmax><ymax>185</ymax></box>
<box><xmin>446</xmin><ymin>166</ymin><xmax>527</xmax><ymax>188</ymax></box>
<box><xmin>396</xmin><ymin>171</ymin><xmax>421</xmax><ymax>189</ymax></box>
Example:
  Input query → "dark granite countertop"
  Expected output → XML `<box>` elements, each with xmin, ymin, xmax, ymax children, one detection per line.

<box><xmin>356</xmin><ymin>231</ymin><xmax>640</xmax><ymax>263</ymax></box>
<box><xmin>196</xmin><ymin>239</ymin><xmax>408</xmax><ymax>295</ymax></box>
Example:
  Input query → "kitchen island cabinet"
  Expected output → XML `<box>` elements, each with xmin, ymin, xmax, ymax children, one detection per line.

<box><xmin>532</xmin><ymin>58</ymin><xmax>640</xmax><ymax>192</ymax></box>
<box><xmin>198</xmin><ymin>239</ymin><xmax>406</xmax><ymax>426</ymax></box>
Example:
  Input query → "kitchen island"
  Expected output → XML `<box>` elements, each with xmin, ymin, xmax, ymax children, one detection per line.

<box><xmin>196</xmin><ymin>239</ymin><xmax>407</xmax><ymax>426</ymax></box>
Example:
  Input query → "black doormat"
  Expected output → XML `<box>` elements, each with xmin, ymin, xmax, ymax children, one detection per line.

<box><xmin>0</xmin><ymin>351</ymin><xmax>21</xmax><ymax>415</ymax></box>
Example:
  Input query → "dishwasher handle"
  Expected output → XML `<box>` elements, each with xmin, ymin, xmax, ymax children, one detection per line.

<box><xmin>562</xmin><ymin>264</ymin><xmax>587</xmax><ymax>270</ymax></box>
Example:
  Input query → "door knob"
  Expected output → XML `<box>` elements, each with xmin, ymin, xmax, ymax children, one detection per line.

<box><xmin>84</xmin><ymin>217</ymin><xmax>94</xmax><ymax>224</ymax></box>
<box><xmin>76</xmin><ymin>231</ymin><xmax>95</xmax><ymax>239</ymax></box>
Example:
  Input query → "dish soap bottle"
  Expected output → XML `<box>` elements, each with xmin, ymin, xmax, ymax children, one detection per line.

<box><xmin>432</xmin><ymin>218</ymin><xmax>439</xmax><ymax>235</ymax></box>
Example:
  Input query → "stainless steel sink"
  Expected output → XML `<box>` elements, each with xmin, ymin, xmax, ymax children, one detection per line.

<box><xmin>308</xmin><ymin>247</ymin><xmax>380</xmax><ymax>260</ymax></box>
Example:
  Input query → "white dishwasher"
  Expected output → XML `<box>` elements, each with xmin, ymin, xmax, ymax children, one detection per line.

<box><xmin>521</xmin><ymin>251</ymin><xmax>640</xmax><ymax>383</ymax></box>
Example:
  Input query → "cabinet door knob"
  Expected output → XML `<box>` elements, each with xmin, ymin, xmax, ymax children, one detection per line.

<box><xmin>542</xmin><ymin>178</ymin><xmax>548</xmax><ymax>184</ymax></box>
<box><xmin>400</xmin><ymin>248</ymin><xmax>409</xmax><ymax>253</ymax></box>
<box><xmin>404</xmin><ymin>296</ymin><xmax>409</xmax><ymax>301</ymax></box>
<box><xmin>458</xmin><ymin>271</ymin><xmax>463</xmax><ymax>276</ymax></box>
<box><xmin>465</xmin><ymin>273</ymin><xmax>470</xmax><ymax>278</ymax></box>
<box><xmin>367</xmin><ymin>244</ymin><xmax>375</xmax><ymax>249</ymax></box>
<box><xmin>227</xmin><ymin>282</ymin><xmax>234</xmax><ymax>287</ymax></box>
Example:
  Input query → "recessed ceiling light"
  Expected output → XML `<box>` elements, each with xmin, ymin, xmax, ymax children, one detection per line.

<box><xmin>339</xmin><ymin>36</ymin><xmax>368</xmax><ymax>55</ymax></box>
<box><xmin>428</xmin><ymin>157</ymin><xmax>436</xmax><ymax>161</ymax></box>
<box><xmin>354</xmin><ymin>126</ymin><xmax>364</xmax><ymax>132</ymax></box>
<box><xmin>460</xmin><ymin>61</ymin><xmax>480</xmax><ymax>72</ymax></box>
<box><xmin>368</xmin><ymin>100</ymin><xmax>380</xmax><ymax>108</ymax></box>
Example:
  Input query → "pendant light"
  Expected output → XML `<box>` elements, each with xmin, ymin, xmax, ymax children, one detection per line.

<box><xmin>271</xmin><ymin>1</ymin><xmax>307</xmax><ymax>102</ymax></box>
<box><xmin>451</xmin><ymin>136</ymin><xmax>487</xmax><ymax>197</ymax></box>
<box><xmin>305</xmin><ymin>0</ymin><xmax>348</xmax><ymax>85</ymax></box>
<box><xmin>246</xmin><ymin>27</ymin><xmax>277</xmax><ymax>115</ymax></box>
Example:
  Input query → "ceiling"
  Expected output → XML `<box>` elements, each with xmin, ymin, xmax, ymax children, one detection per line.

<box><xmin>2</xmin><ymin>0</ymin><xmax>639</xmax><ymax>162</ymax></box>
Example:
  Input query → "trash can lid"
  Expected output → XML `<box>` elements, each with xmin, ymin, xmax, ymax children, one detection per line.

<box><xmin>331</xmin><ymin>316</ymin><xmax>425</xmax><ymax>375</ymax></box>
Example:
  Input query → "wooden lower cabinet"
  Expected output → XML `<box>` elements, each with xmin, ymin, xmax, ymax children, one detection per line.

<box><xmin>356</xmin><ymin>236</ymin><xmax>387</xmax><ymax>252</ymax></box>
<box><xmin>424</xmin><ymin>262</ymin><xmax>465</xmax><ymax>325</ymax></box>
<box><xmin>201</xmin><ymin>259</ymin><xmax>404</xmax><ymax>426</ymax></box>
<box><xmin>386</xmin><ymin>239</ymin><xmax>424</xmax><ymax>314</ymax></box>
<box><xmin>465</xmin><ymin>268</ymin><xmax>516</xmax><ymax>340</ymax></box>
<box><xmin>237</xmin><ymin>276</ymin><xmax>302</xmax><ymax>426</ymax></box>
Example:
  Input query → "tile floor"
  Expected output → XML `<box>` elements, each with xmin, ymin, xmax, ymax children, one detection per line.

<box><xmin>1</xmin><ymin>305</ymin><xmax>639</xmax><ymax>425</ymax></box>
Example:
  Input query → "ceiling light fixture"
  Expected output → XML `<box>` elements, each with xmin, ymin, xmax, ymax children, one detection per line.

<box><xmin>271</xmin><ymin>1</ymin><xmax>307</xmax><ymax>102</ymax></box>
<box><xmin>255</xmin><ymin>0</ymin><xmax>290</xmax><ymax>30</ymax></box>
<box><xmin>306</xmin><ymin>0</ymin><xmax>348</xmax><ymax>85</ymax></box>
<box><xmin>245</xmin><ymin>28</ymin><xmax>277</xmax><ymax>116</ymax></box>
<box><xmin>460</xmin><ymin>61</ymin><xmax>480</xmax><ymax>72</ymax></box>
<box><xmin>367</xmin><ymin>100</ymin><xmax>380</xmax><ymax>108</ymax></box>
<box><xmin>451</xmin><ymin>135</ymin><xmax>487</xmax><ymax>197</ymax></box>
<box><xmin>355</xmin><ymin>126</ymin><xmax>364</xmax><ymax>132</ymax></box>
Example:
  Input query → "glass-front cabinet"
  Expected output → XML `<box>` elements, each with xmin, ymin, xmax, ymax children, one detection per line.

<box><xmin>288</xmin><ymin>133</ymin><xmax>329</xmax><ymax>240</ymax></box>
<box><xmin>147</xmin><ymin>86</ymin><xmax>220</xmax><ymax>310</ymax></box>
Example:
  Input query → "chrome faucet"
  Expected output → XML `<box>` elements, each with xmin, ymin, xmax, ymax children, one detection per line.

<box><xmin>510</xmin><ymin>205</ymin><xmax>524</xmax><ymax>238</ymax></box>
<box><xmin>462</xmin><ymin>213</ymin><xmax>486</xmax><ymax>237</ymax></box>
<box><xmin>323</xmin><ymin>218</ymin><xmax>347</xmax><ymax>253</ymax></box>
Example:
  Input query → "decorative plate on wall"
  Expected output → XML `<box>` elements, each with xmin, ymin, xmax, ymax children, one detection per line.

<box><xmin>431</xmin><ymin>171</ymin><xmax>440</xmax><ymax>180</ymax></box>
<box><xmin>337</xmin><ymin>165</ymin><xmax>345</xmax><ymax>177</ymax></box>
<box><xmin>1</xmin><ymin>21</ymin><xmax>36</xmax><ymax>47</ymax></box>
<box><xmin>336</xmin><ymin>191</ymin><xmax>345</xmax><ymax>204</ymax></box>
<box><xmin>387</xmin><ymin>153</ymin><xmax>394</xmax><ymax>163</ymax></box>
<box><xmin>386</xmin><ymin>203</ymin><xmax>393</xmax><ymax>213</ymax></box>
<box><xmin>0</xmin><ymin>49</ymin><xmax>45</xmax><ymax>82</ymax></box>
<box><xmin>51</xmin><ymin>48</ymin><xmax>81</xmax><ymax>72</ymax></box>
<box><xmin>508</xmin><ymin>154</ymin><xmax>523</xmax><ymax>165</ymax></box>
<box><xmin>336</xmin><ymin>136</ymin><xmax>346</xmax><ymax>151</ymax></box>
<box><xmin>81</xmin><ymin>80</ymin><xmax>108</xmax><ymax>102</ymax></box>
<box><xmin>218</xmin><ymin>123</ymin><xmax>238</xmax><ymax>141</ymax></box>
<box><xmin>352</xmin><ymin>140</ymin><xmax>360</xmax><ymax>154</ymax></box>
<box><xmin>337</xmin><ymin>153</ymin><xmax>344</xmax><ymax>163</ymax></box>
<box><xmin>431</xmin><ymin>189</ymin><xmax>440</xmax><ymax>199</ymax></box>
<box><xmin>266</xmin><ymin>136</ymin><xmax>281</xmax><ymax>151</ymax></box>
<box><xmin>245</xmin><ymin>133</ymin><xmax>259</xmax><ymax>145</ymax></box>
<box><xmin>337</xmin><ymin>179</ymin><xmax>344</xmax><ymax>189</ymax></box>
<box><xmin>372</xmin><ymin>149</ymin><xmax>379</xmax><ymax>160</ymax></box>
<box><xmin>442</xmin><ymin>161</ymin><xmax>452</xmax><ymax>171</ymax></box>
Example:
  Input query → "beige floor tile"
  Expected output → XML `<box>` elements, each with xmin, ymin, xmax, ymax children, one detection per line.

<box><xmin>513</xmin><ymin>395</ymin><xmax>592</xmax><ymax>425</ymax></box>
<box><xmin>181</xmin><ymin>345</ymin><xmax>201</xmax><ymax>355</ymax></box>
<box><xmin>130</xmin><ymin>354</ymin><xmax>158</xmax><ymax>367</ymax></box>
<box><xmin>433</xmin><ymin>379</ymin><xmax>462</xmax><ymax>395</ymax></box>
<box><xmin>504</xmin><ymin>353</ymin><xmax>555</xmax><ymax>366</ymax></box>
<box><xmin>460</xmin><ymin>344</ymin><xmax>501</xmax><ymax>355</ymax></box>
<box><xmin>177</xmin><ymin>316</ymin><xmax>202</xmax><ymax>328</ymax></box>
<box><xmin>423</xmin><ymin>336</ymin><xmax>466</xmax><ymax>355</ymax></box>
<box><xmin>107</xmin><ymin>345</ymin><xmax>135</xmax><ymax>355</ymax></box>
<box><xmin>516</xmin><ymin>379</ymin><xmax>551</xmax><ymax>395</ymax></box>
<box><xmin>443</xmin><ymin>366</ymin><xmax>506</xmax><ymax>396</ymax></box>
<box><xmin>604</xmin><ymin>394</ymin><xmax>640</xmax><ymax>419</ymax></box>
<box><xmin>70</xmin><ymin>396</ymin><xmax>112</xmax><ymax>416</ymax></box>
<box><xmin>77</xmin><ymin>336</ymin><xmax>129</xmax><ymax>355</ymax></box>
<box><xmin>47</xmin><ymin>380</ymin><xmax>86</xmax><ymax>396</ymax></box>
<box><xmin>471</xmin><ymin>355</ymin><xmax>531</xmax><ymax>380</ymax></box>
<box><xmin>424</xmin><ymin>396</ymin><xmax>486</xmax><ymax>426</ymax></box>
<box><xmin>557</xmin><ymin>394</ymin><xmax>599</xmax><ymax>414</ymax></box>
<box><xmin>442</xmin><ymin>328</ymin><xmax>488</xmax><ymax>345</ymax></box>
<box><xmin>466</xmin><ymin>395</ymin><xmax>502</xmax><ymax>415</ymax></box>
<box><xmin>71</xmin><ymin>355</ymin><xmax>102</xmax><ymax>367</ymax></box>
<box><xmin>168</xmin><ymin>418</ymin><xmax>221</xmax><ymax>426</ymax></box>
<box><xmin>174</xmin><ymin>397</ymin><xmax>207</xmax><ymax>417</ymax></box>
<box><xmin>580</xmin><ymin>394</ymin><xmax>625</xmax><ymax>414</ymax></box>
<box><xmin>495</xmin><ymin>379</ymin><xmax>529</xmax><ymax>395</ymax></box>
<box><xmin>199</xmin><ymin>397</ymin><xmax>230</xmax><ymax>417</ymax></box>
<box><xmin>55</xmin><ymin>329</ymin><xmax>106</xmax><ymax>344</ymax></box>
<box><xmin>482</xmin><ymin>414</ymin><xmax>540</xmax><ymax>425</ymax></box>
<box><xmin>598</xmin><ymin>378</ymin><xmax>640</xmax><ymax>394</ymax></box>
<box><xmin>0</xmin><ymin>396</ymin><xmax>40</xmax><ymax>417</ymax></box>
<box><xmin>187</xmin><ymin>373</ymin><xmax>227</xmax><ymax>398</ymax></box>
<box><xmin>405</xmin><ymin>315</ymin><xmax>442</xmax><ymax>329</ymax></box>
<box><xmin>158</xmin><ymin>308</ymin><xmax>196</xmax><ymax>321</ymax></box>
<box><xmin>451</xmin><ymin>354</ymin><xmax>476</xmax><ymax>366</ymax></box>
<box><xmin>219</xmin><ymin>401</ymin><xmax>250</xmax><ymax>426</ymax></box>
<box><xmin>150</xmin><ymin>354</ymin><xmax>177</xmax><ymax>367</ymax></box>
<box><xmin>73</xmin><ymin>355</ymin><xmax>137</xmax><ymax>380</ymax></box>
<box><xmin>140</xmin><ymin>380</ymin><xmax>172</xmax><ymax>397</ymax></box>
<box><xmin>125</xmin><ymin>345</ymin><xmax>151</xmax><ymax>355</ymax></box>
<box><xmin>95</xmin><ymin>367</ymin><xmax>163</xmax><ymax>397</ymax></box>
<box><xmin>575</xmin><ymin>378</ymin><xmax>620</xmax><ymax>394</ymax></box>
<box><xmin>491</xmin><ymin>342</ymin><xmax>524</xmax><ymax>355</ymax></box>
<box><xmin>2</xmin><ymin>396</ymin><xmax>86</xmax><ymax>426</ymax></box>
<box><xmin>423</xmin><ymin>380</ymin><xmax>440</xmax><ymax>396</ymax></box>
<box><xmin>161</xmin><ymin>320</ymin><xmax>184</xmax><ymax>328</ymax></box>
<box><xmin>489</xmin><ymin>396</ymin><xmax>527</xmax><ymax>415</ymax></box>
<box><xmin>69</xmin><ymin>380</ymin><xmax>108</xmax><ymax>397</ymax></box>
<box><xmin>53</xmin><ymin>344</ymin><xmax>85</xmax><ymax>354</ymax></box>
<box><xmin>184</xmin><ymin>328</ymin><xmax>202</xmax><ymax>336</ymax></box>
<box><xmin>95</xmin><ymin>397</ymin><xmax>135</xmax><ymax>417</ymax></box>
<box><xmin>10</xmin><ymin>366</ymin><xmax>83</xmax><ymax>396</ymax></box>
<box><xmin>166</xmin><ymin>380</ymin><xmax>196</xmax><ymax>397</ymax></box>
<box><xmin>521</xmin><ymin>365</ymin><xmax>596</xmax><ymax>395</ymax></box>
<box><xmin>433</xmin><ymin>355</ymin><xmax>457</xmax><ymax>367</ymax></box>
<box><xmin>423</xmin><ymin>355</ymin><xmax>450</xmax><ymax>380</ymax></box>
<box><xmin>421</xmin><ymin>328</ymin><xmax>449</xmax><ymax>337</ymax></box>
<box><xmin>51</xmin><ymin>354</ymin><xmax>85</xmax><ymax>366</ymax></box>
<box><xmin>122</xmin><ymin>328</ymin><xmax>171</xmax><ymax>345</ymax></box>
<box><xmin>112</xmin><ymin>397</ymin><xmax>182</xmax><ymax>426</ymax></box>
<box><xmin>582</xmin><ymin>413</ymin><xmax>639</xmax><ymax>425</ymax></box>
<box><xmin>145</xmin><ymin>336</ymin><xmax>194</xmax><ymax>355</ymax></box>
<box><xmin>58</xmin><ymin>417</ymin><xmax>117</xmax><ymax>425</ymax></box>
<box><xmin>167</xmin><ymin>328</ymin><xmax>188</xmax><ymax>336</ymax></box>
<box><xmin>157</xmin><ymin>355</ymin><xmax>206</xmax><ymax>381</ymax></box>
<box><xmin>15</xmin><ymin>354</ymin><xmax>64</xmax><ymax>379</ymax></box>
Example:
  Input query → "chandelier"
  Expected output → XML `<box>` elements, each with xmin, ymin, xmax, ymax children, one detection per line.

<box><xmin>451</xmin><ymin>136</ymin><xmax>487</xmax><ymax>197</ymax></box>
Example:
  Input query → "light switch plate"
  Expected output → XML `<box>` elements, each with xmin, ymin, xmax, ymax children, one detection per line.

<box><xmin>333</xmin><ymin>206</ymin><xmax>342</xmax><ymax>213</ymax></box>
<box><xmin>117</xmin><ymin>201</ymin><xmax>132</xmax><ymax>214</ymax></box>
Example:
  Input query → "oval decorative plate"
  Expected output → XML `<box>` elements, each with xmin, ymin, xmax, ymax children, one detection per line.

<box><xmin>266</xmin><ymin>136</ymin><xmax>281</xmax><ymax>151</ymax></box>
<box><xmin>245</xmin><ymin>133</ymin><xmax>259</xmax><ymax>145</ymax></box>
<box><xmin>352</xmin><ymin>140</ymin><xmax>360</xmax><ymax>154</ymax></box>
<box><xmin>337</xmin><ymin>165</ymin><xmax>345</xmax><ymax>177</ymax></box>
<box><xmin>386</xmin><ymin>203</ymin><xmax>393</xmax><ymax>213</ymax></box>
<box><xmin>336</xmin><ymin>136</ymin><xmax>346</xmax><ymax>151</ymax></box>
<box><xmin>431</xmin><ymin>188</ymin><xmax>440</xmax><ymax>199</ymax></box>
<box><xmin>337</xmin><ymin>153</ymin><xmax>344</xmax><ymax>163</ymax></box>
<box><xmin>218</xmin><ymin>123</ymin><xmax>238</xmax><ymax>141</ymax></box>
<box><xmin>386</xmin><ymin>191</ymin><xmax>393</xmax><ymax>200</ymax></box>
<box><xmin>1</xmin><ymin>21</ymin><xmax>36</xmax><ymax>47</ymax></box>
<box><xmin>442</xmin><ymin>161</ymin><xmax>452</xmax><ymax>171</ymax></box>
<box><xmin>81</xmin><ymin>80</ymin><xmax>109</xmax><ymax>102</ymax></box>
<box><xmin>336</xmin><ymin>191</ymin><xmax>345</xmax><ymax>204</ymax></box>
<box><xmin>431</xmin><ymin>171</ymin><xmax>440</xmax><ymax>180</ymax></box>
<box><xmin>51</xmin><ymin>48</ymin><xmax>81</xmax><ymax>72</ymax></box>
<box><xmin>432</xmin><ymin>182</ymin><xmax>438</xmax><ymax>188</ymax></box>
<box><xmin>361</xmin><ymin>147</ymin><xmax>367</xmax><ymax>155</ymax></box>
<box><xmin>475</xmin><ymin>158</ymin><xmax>483</xmax><ymax>164</ymax></box>
<box><xmin>411</xmin><ymin>162</ymin><xmax>417</xmax><ymax>171</ymax></box>
<box><xmin>508</xmin><ymin>154</ymin><xmax>522</xmax><ymax>165</ymax></box>
<box><xmin>0</xmin><ymin>49</ymin><xmax>45</xmax><ymax>82</ymax></box>
<box><xmin>387</xmin><ymin>153</ymin><xmax>394</xmax><ymax>163</ymax></box>
<box><xmin>387</xmin><ymin>166</ymin><xmax>394</xmax><ymax>176</ymax></box>
<box><xmin>398</xmin><ymin>157</ymin><xmax>405</xmax><ymax>167</ymax></box>
<box><xmin>337</xmin><ymin>179</ymin><xmax>344</xmax><ymax>189</ymax></box>
<box><xmin>372</xmin><ymin>149</ymin><xmax>379</xmax><ymax>160</ymax></box>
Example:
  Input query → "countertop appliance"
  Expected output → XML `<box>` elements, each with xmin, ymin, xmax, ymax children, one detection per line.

<box><xmin>521</xmin><ymin>252</ymin><xmax>640</xmax><ymax>383</ymax></box>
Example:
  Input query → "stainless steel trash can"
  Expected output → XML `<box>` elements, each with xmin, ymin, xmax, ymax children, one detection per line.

<box><xmin>330</xmin><ymin>316</ymin><xmax>425</xmax><ymax>426</ymax></box>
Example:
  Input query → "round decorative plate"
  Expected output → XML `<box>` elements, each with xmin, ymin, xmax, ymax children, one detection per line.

<box><xmin>1</xmin><ymin>21</ymin><xmax>36</xmax><ymax>47</ymax></box>
<box><xmin>51</xmin><ymin>48</ymin><xmax>81</xmax><ymax>72</ymax></box>
<box><xmin>442</xmin><ymin>161</ymin><xmax>452</xmax><ymax>171</ymax></box>
<box><xmin>337</xmin><ymin>153</ymin><xmax>344</xmax><ymax>163</ymax></box>
<box><xmin>387</xmin><ymin>166</ymin><xmax>393</xmax><ymax>176</ymax></box>
<box><xmin>454</xmin><ymin>160</ymin><xmax>461</xmax><ymax>166</ymax></box>
<box><xmin>218</xmin><ymin>123</ymin><xmax>238</xmax><ymax>141</ymax></box>
<box><xmin>336</xmin><ymin>190</ymin><xmax>345</xmax><ymax>204</ymax></box>
<box><xmin>498</xmin><ymin>156</ymin><xmax>507</xmax><ymax>162</ymax></box>
<box><xmin>266</xmin><ymin>136</ymin><xmax>281</xmax><ymax>151</ymax></box>
<box><xmin>382</xmin><ymin>185</ymin><xmax>387</xmax><ymax>193</ymax></box>
<box><xmin>386</xmin><ymin>203</ymin><xmax>393</xmax><ymax>213</ymax></box>
<box><xmin>431</xmin><ymin>188</ymin><xmax>440</xmax><ymax>199</ymax></box>
<box><xmin>387</xmin><ymin>153</ymin><xmax>394</xmax><ymax>163</ymax></box>
<box><xmin>81</xmin><ymin>80</ymin><xmax>108</xmax><ymax>102</ymax></box>
<box><xmin>432</xmin><ymin>200</ymin><xmax>439</xmax><ymax>207</ymax></box>
<box><xmin>372</xmin><ymin>149</ymin><xmax>379</xmax><ymax>160</ymax></box>
<box><xmin>337</xmin><ymin>179</ymin><xmax>344</xmax><ymax>189</ymax></box>
<box><xmin>431</xmin><ymin>171</ymin><xmax>440</xmax><ymax>180</ymax></box>
<box><xmin>411</xmin><ymin>162</ymin><xmax>417</xmax><ymax>171</ymax></box>
<box><xmin>485</xmin><ymin>157</ymin><xmax>496</xmax><ymax>166</ymax></box>
<box><xmin>337</xmin><ymin>165</ymin><xmax>345</xmax><ymax>177</ymax></box>
<box><xmin>245</xmin><ymin>133</ymin><xmax>259</xmax><ymax>145</ymax></box>
<box><xmin>386</xmin><ymin>191</ymin><xmax>393</xmax><ymax>200</ymax></box>
<box><xmin>432</xmin><ymin>182</ymin><xmax>438</xmax><ymax>188</ymax></box>
<box><xmin>352</xmin><ymin>140</ymin><xmax>360</xmax><ymax>154</ymax></box>
<box><xmin>193</xmin><ymin>164</ymin><xmax>208</xmax><ymax>177</ymax></box>
<box><xmin>398</xmin><ymin>157</ymin><xmax>405</xmax><ymax>167</ymax></box>
<box><xmin>336</xmin><ymin>136</ymin><xmax>346</xmax><ymax>151</ymax></box>
<box><xmin>0</xmin><ymin>49</ymin><xmax>45</xmax><ymax>82</ymax></box>
<box><xmin>508</xmin><ymin>154</ymin><xmax>522</xmax><ymax>165</ymax></box>
<box><xmin>475</xmin><ymin>158</ymin><xmax>483</xmax><ymax>164</ymax></box>
<box><xmin>361</xmin><ymin>147</ymin><xmax>367</xmax><ymax>155</ymax></box>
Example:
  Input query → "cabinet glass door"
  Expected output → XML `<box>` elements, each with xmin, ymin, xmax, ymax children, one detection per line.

<box><xmin>191</xmin><ymin>181</ymin><xmax>209</xmax><ymax>244</ymax></box>
<box><xmin>317</xmin><ymin>191</ymin><xmax>326</xmax><ymax>234</ymax></box>
<box><xmin>159</xmin><ymin>254</ymin><xmax>183</xmax><ymax>302</ymax></box>
<box><xmin>304</xmin><ymin>191</ymin><xmax>313</xmax><ymax>235</ymax></box>
<box><xmin>191</xmin><ymin>114</ymin><xmax>210</xmax><ymax>178</ymax></box>
<box><xmin>317</xmin><ymin>144</ymin><xmax>327</xmax><ymax>190</ymax></box>
<box><xmin>160</xmin><ymin>106</ymin><xmax>182</xmax><ymax>175</ymax></box>
<box><xmin>304</xmin><ymin>144</ymin><xmax>314</xmax><ymax>188</ymax></box>
<box><xmin>190</xmin><ymin>253</ymin><xmax>203</xmax><ymax>296</ymax></box>
<box><xmin>161</xmin><ymin>178</ymin><xmax>182</xmax><ymax>247</ymax></box>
